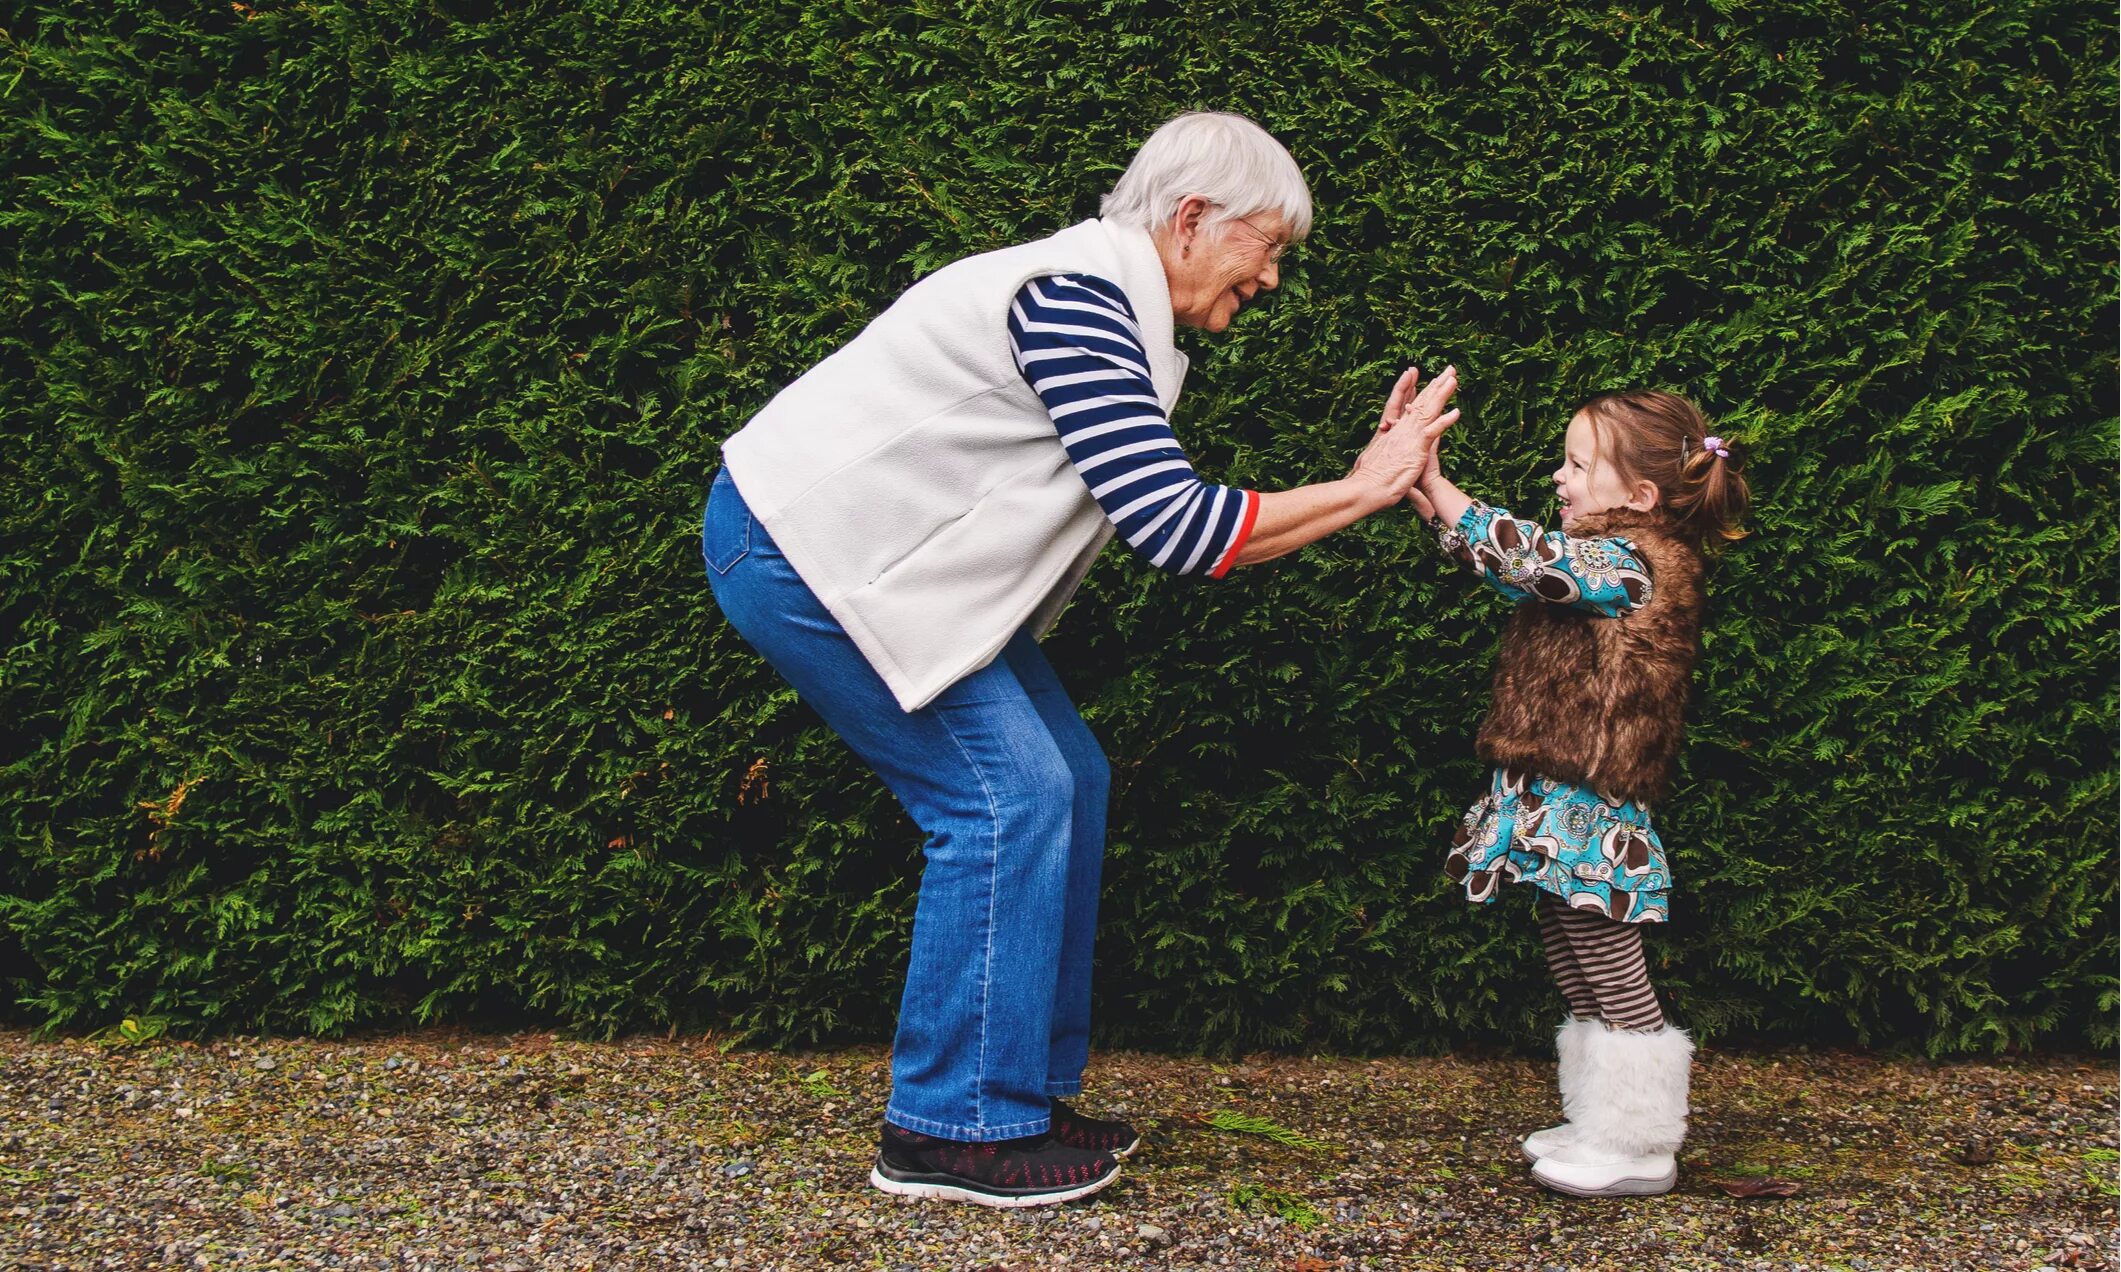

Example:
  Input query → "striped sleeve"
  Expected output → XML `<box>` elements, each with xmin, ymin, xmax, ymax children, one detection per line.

<box><xmin>1007</xmin><ymin>273</ymin><xmax>1260</xmax><ymax>578</ymax></box>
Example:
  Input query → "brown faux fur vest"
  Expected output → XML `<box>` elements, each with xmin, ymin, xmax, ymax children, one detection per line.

<box><xmin>1473</xmin><ymin>507</ymin><xmax>1706</xmax><ymax>806</ymax></box>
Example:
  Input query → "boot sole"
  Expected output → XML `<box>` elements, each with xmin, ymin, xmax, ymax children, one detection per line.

<box><xmin>869</xmin><ymin>1159</ymin><xmax>1121</xmax><ymax>1208</ymax></box>
<box><xmin>1531</xmin><ymin>1166</ymin><xmax>1677</xmax><ymax>1198</ymax></box>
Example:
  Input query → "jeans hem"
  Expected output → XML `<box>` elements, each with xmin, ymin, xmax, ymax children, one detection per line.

<box><xmin>885</xmin><ymin>1106</ymin><xmax>1052</xmax><ymax>1142</ymax></box>
<box><xmin>1043</xmin><ymin>1080</ymin><xmax>1083</xmax><ymax>1097</ymax></box>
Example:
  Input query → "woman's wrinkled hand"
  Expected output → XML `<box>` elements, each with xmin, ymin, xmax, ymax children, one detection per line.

<box><xmin>1350</xmin><ymin>365</ymin><xmax>1459</xmax><ymax>503</ymax></box>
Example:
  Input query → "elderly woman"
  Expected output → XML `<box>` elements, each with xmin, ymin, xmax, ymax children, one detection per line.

<box><xmin>704</xmin><ymin>112</ymin><xmax>1457</xmax><ymax>1206</ymax></box>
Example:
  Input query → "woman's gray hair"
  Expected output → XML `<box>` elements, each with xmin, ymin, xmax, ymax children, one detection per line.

<box><xmin>1100</xmin><ymin>111</ymin><xmax>1314</xmax><ymax>241</ymax></box>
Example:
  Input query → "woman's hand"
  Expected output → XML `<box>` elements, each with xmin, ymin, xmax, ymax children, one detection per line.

<box><xmin>1349</xmin><ymin>366</ymin><xmax>1459</xmax><ymax>503</ymax></box>
<box><xmin>1227</xmin><ymin>368</ymin><xmax>1459</xmax><ymax>567</ymax></box>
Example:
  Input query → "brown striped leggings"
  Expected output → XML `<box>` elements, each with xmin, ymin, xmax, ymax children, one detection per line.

<box><xmin>1537</xmin><ymin>891</ymin><xmax>1667</xmax><ymax>1032</ymax></box>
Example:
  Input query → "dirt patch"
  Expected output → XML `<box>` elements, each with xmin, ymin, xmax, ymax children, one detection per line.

<box><xmin>2</xmin><ymin>1030</ymin><xmax>2112</xmax><ymax>1270</ymax></box>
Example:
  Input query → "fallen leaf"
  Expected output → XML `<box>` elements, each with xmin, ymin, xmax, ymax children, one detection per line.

<box><xmin>1713</xmin><ymin>1178</ymin><xmax>1803</xmax><ymax>1198</ymax></box>
<box><xmin>1954</xmin><ymin>1141</ymin><xmax>1995</xmax><ymax>1165</ymax></box>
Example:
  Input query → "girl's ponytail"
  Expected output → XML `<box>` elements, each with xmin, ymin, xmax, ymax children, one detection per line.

<box><xmin>1581</xmin><ymin>390</ymin><xmax>1751</xmax><ymax>547</ymax></box>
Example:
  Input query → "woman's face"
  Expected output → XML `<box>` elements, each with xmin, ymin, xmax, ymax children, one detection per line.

<box><xmin>1553</xmin><ymin>412</ymin><xmax>1640</xmax><ymax>527</ymax></box>
<box><xmin>1165</xmin><ymin>209</ymin><xmax>1288</xmax><ymax>331</ymax></box>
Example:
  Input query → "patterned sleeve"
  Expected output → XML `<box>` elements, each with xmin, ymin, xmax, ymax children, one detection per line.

<box><xmin>1008</xmin><ymin>273</ymin><xmax>1260</xmax><ymax>578</ymax></box>
<box><xmin>1434</xmin><ymin>501</ymin><xmax>1653</xmax><ymax>617</ymax></box>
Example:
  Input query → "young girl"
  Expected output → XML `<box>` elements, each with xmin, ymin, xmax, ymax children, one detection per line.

<box><xmin>1403</xmin><ymin>388</ymin><xmax>1750</xmax><ymax>1198</ymax></box>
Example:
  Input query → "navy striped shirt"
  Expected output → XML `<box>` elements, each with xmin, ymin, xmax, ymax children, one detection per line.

<box><xmin>1007</xmin><ymin>274</ymin><xmax>1259</xmax><ymax>578</ymax></box>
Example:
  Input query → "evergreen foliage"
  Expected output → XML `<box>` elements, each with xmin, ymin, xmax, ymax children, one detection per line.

<box><xmin>3</xmin><ymin>1</ymin><xmax>2113</xmax><ymax>1053</ymax></box>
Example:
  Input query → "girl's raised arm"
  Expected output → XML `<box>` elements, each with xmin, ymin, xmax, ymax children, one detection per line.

<box><xmin>1433</xmin><ymin>502</ymin><xmax>1652</xmax><ymax>618</ymax></box>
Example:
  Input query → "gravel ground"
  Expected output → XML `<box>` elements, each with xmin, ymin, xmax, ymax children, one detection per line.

<box><xmin>1</xmin><ymin>1028</ymin><xmax>2113</xmax><ymax>1271</ymax></box>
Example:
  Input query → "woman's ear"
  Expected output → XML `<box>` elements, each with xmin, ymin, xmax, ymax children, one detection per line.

<box><xmin>1171</xmin><ymin>194</ymin><xmax>1211</xmax><ymax>254</ymax></box>
<box><xmin>1626</xmin><ymin>479</ymin><xmax>1661</xmax><ymax>512</ymax></box>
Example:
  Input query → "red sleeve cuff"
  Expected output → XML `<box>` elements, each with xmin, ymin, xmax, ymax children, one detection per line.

<box><xmin>1208</xmin><ymin>490</ymin><xmax>1261</xmax><ymax>579</ymax></box>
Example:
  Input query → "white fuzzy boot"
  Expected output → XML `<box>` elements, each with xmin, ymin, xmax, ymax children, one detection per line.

<box><xmin>1520</xmin><ymin>1016</ymin><xmax>1597</xmax><ymax>1162</ymax></box>
<box><xmin>1530</xmin><ymin>1023</ymin><xmax>1692</xmax><ymax>1197</ymax></box>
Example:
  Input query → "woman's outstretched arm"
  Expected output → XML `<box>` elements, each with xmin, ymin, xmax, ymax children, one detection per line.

<box><xmin>1229</xmin><ymin>365</ymin><xmax>1460</xmax><ymax>566</ymax></box>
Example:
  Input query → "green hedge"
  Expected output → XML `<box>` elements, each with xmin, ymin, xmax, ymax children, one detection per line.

<box><xmin>4</xmin><ymin>0</ymin><xmax>2113</xmax><ymax>1055</ymax></box>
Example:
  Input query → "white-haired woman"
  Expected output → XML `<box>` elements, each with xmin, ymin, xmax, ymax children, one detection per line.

<box><xmin>705</xmin><ymin>112</ymin><xmax>1457</xmax><ymax>1206</ymax></box>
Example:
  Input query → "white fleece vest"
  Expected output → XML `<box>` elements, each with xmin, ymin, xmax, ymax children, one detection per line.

<box><xmin>721</xmin><ymin>218</ymin><xmax>1189</xmax><ymax>711</ymax></box>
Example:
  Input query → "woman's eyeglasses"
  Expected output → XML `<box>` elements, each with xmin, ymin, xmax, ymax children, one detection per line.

<box><xmin>1231</xmin><ymin>214</ymin><xmax>1292</xmax><ymax>264</ymax></box>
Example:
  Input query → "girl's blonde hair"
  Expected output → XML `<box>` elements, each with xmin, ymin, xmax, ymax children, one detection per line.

<box><xmin>1580</xmin><ymin>389</ymin><xmax>1751</xmax><ymax>546</ymax></box>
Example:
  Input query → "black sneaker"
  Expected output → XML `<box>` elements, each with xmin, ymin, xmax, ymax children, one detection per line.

<box><xmin>870</xmin><ymin>1122</ymin><xmax>1120</xmax><ymax>1207</ymax></box>
<box><xmin>1049</xmin><ymin>1098</ymin><xmax>1142</xmax><ymax>1159</ymax></box>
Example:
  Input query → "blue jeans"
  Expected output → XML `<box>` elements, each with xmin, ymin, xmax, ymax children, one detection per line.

<box><xmin>702</xmin><ymin>468</ymin><xmax>1109</xmax><ymax>1141</ymax></box>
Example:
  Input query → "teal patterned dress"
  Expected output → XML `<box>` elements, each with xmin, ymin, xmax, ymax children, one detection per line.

<box><xmin>1434</xmin><ymin>501</ymin><xmax>1672</xmax><ymax>924</ymax></box>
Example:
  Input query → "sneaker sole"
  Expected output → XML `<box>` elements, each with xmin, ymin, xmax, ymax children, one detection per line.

<box><xmin>868</xmin><ymin>1160</ymin><xmax>1121</xmax><ymax>1208</ymax></box>
<box><xmin>1531</xmin><ymin>1166</ymin><xmax>1677</xmax><ymax>1198</ymax></box>
<box><xmin>1114</xmin><ymin>1135</ymin><xmax>1141</xmax><ymax>1160</ymax></box>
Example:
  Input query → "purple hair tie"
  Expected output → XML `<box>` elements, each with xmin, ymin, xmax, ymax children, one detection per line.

<box><xmin>1701</xmin><ymin>435</ymin><xmax>1731</xmax><ymax>459</ymax></box>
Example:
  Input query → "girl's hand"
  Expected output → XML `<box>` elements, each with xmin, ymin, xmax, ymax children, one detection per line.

<box><xmin>1408</xmin><ymin>420</ymin><xmax>1473</xmax><ymax>528</ymax></box>
<box><xmin>1350</xmin><ymin>366</ymin><xmax>1459</xmax><ymax>501</ymax></box>
<box><xmin>1422</xmin><ymin>427</ymin><xmax>1446</xmax><ymax>488</ymax></box>
<box><xmin>1402</xmin><ymin>410</ymin><xmax>1451</xmax><ymax>521</ymax></box>
<box><xmin>1399</xmin><ymin>392</ymin><xmax>1450</xmax><ymax>506</ymax></box>
<box><xmin>1375</xmin><ymin>365</ymin><xmax>1419</xmax><ymax>432</ymax></box>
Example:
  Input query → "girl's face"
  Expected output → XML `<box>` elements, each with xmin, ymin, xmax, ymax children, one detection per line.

<box><xmin>1553</xmin><ymin>411</ymin><xmax>1645</xmax><ymax>527</ymax></box>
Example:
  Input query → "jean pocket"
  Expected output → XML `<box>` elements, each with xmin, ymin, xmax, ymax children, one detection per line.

<box><xmin>703</xmin><ymin>482</ymin><xmax>752</xmax><ymax>576</ymax></box>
